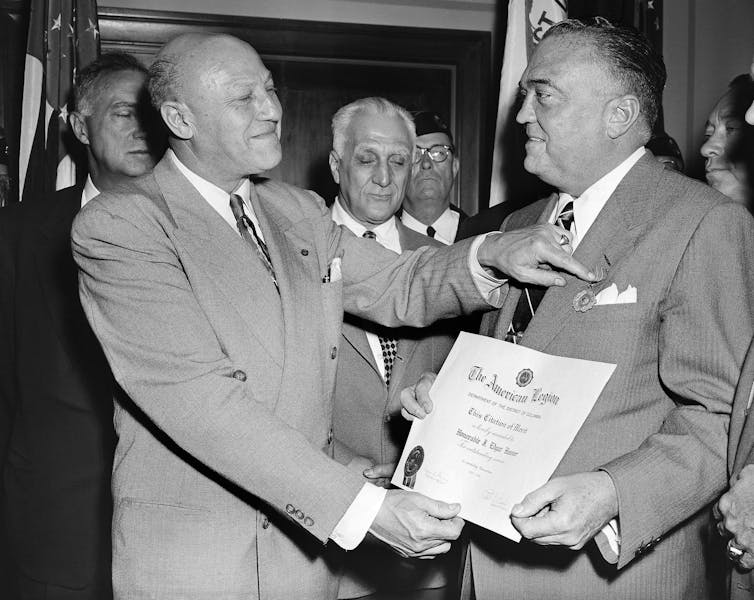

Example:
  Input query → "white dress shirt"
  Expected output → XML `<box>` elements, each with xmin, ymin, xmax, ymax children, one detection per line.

<box><xmin>547</xmin><ymin>146</ymin><xmax>646</xmax><ymax>559</ymax></box>
<box><xmin>168</xmin><ymin>149</ymin><xmax>264</xmax><ymax>241</ymax></box>
<box><xmin>400</xmin><ymin>206</ymin><xmax>460</xmax><ymax>245</ymax></box>
<box><xmin>80</xmin><ymin>176</ymin><xmax>100</xmax><ymax>208</ymax></box>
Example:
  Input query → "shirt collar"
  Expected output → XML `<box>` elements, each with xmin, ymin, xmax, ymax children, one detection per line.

<box><xmin>167</xmin><ymin>148</ymin><xmax>254</xmax><ymax>233</ymax></box>
<box><xmin>554</xmin><ymin>147</ymin><xmax>645</xmax><ymax>248</ymax></box>
<box><xmin>80</xmin><ymin>175</ymin><xmax>100</xmax><ymax>208</ymax></box>
<box><xmin>400</xmin><ymin>206</ymin><xmax>458</xmax><ymax>245</ymax></box>
<box><xmin>331</xmin><ymin>197</ymin><xmax>401</xmax><ymax>254</ymax></box>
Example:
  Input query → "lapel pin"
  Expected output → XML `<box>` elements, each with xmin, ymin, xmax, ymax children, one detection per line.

<box><xmin>572</xmin><ymin>260</ymin><xmax>609</xmax><ymax>313</ymax></box>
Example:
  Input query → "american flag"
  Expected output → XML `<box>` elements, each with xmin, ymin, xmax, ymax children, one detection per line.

<box><xmin>18</xmin><ymin>0</ymin><xmax>100</xmax><ymax>203</ymax></box>
<box><xmin>488</xmin><ymin>0</ymin><xmax>567</xmax><ymax>207</ymax></box>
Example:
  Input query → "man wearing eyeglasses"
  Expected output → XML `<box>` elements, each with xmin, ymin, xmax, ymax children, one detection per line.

<box><xmin>400</xmin><ymin>111</ymin><xmax>467</xmax><ymax>244</ymax></box>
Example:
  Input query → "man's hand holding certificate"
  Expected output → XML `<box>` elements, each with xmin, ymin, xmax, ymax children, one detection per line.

<box><xmin>394</xmin><ymin>332</ymin><xmax>616</xmax><ymax>543</ymax></box>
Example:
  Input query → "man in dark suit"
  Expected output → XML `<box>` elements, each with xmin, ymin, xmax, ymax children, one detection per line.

<box><xmin>327</xmin><ymin>97</ymin><xmax>460</xmax><ymax>600</ymax></box>
<box><xmin>400</xmin><ymin>111</ymin><xmax>466</xmax><ymax>243</ymax></box>
<box><xmin>403</xmin><ymin>20</ymin><xmax>754</xmax><ymax>599</ymax></box>
<box><xmin>716</xmin><ymin>53</ymin><xmax>754</xmax><ymax>600</ymax></box>
<box><xmin>0</xmin><ymin>52</ymin><xmax>159</xmax><ymax>599</ymax></box>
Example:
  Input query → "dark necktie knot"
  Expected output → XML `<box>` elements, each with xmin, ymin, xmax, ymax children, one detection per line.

<box><xmin>229</xmin><ymin>193</ymin><xmax>246</xmax><ymax>229</ymax></box>
<box><xmin>362</xmin><ymin>230</ymin><xmax>377</xmax><ymax>240</ymax></box>
<box><xmin>426</xmin><ymin>225</ymin><xmax>436</xmax><ymax>238</ymax></box>
<box><xmin>229</xmin><ymin>193</ymin><xmax>279</xmax><ymax>293</ymax></box>
<box><xmin>557</xmin><ymin>200</ymin><xmax>574</xmax><ymax>232</ymax></box>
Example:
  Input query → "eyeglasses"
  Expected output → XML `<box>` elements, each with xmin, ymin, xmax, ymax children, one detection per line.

<box><xmin>413</xmin><ymin>144</ymin><xmax>454</xmax><ymax>164</ymax></box>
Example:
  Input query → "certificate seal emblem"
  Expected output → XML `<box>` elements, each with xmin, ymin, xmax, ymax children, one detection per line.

<box><xmin>515</xmin><ymin>368</ymin><xmax>534</xmax><ymax>387</ymax></box>
<box><xmin>573</xmin><ymin>288</ymin><xmax>596</xmax><ymax>312</ymax></box>
<box><xmin>402</xmin><ymin>445</ymin><xmax>425</xmax><ymax>489</ymax></box>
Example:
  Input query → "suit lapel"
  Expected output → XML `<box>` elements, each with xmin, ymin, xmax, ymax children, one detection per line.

<box><xmin>523</xmin><ymin>157</ymin><xmax>657</xmax><ymax>350</ymax></box>
<box><xmin>154</xmin><ymin>159</ymin><xmax>285</xmax><ymax>364</ymax></box>
<box><xmin>389</xmin><ymin>221</ymin><xmax>427</xmax><ymax>379</ymax></box>
<box><xmin>252</xmin><ymin>180</ymin><xmax>334</xmax><ymax>396</ymax></box>
<box><xmin>341</xmin><ymin>319</ymin><xmax>382</xmax><ymax>378</ymax></box>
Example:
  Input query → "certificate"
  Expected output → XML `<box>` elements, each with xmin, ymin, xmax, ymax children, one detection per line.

<box><xmin>391</xmin><ymin>332</ymin><xmax>616</xmax><ymax>541</ymax></box>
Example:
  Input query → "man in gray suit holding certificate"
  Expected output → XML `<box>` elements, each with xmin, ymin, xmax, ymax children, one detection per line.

<box><xmin>404</xmin><ymin>18</ymin><xmax>754</xmax><ymax>600</ymax></box>
<box><xmin>70</xmin><ymin>33</ymin><xmax>594</xmax><ymax>599</ymax></box>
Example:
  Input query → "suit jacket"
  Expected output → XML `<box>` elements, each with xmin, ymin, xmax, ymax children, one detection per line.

<box><xmin>0</xmin><ymin>186</ymin><xmax>115</xmax><ymax>594</ymax></box>
<box><xmin>455</xmin><ymin>202</ymin><xmax>516</xmax><ymax>241</ymax></box>
<box><xmin>70</xmin><ymin>154</ymin><xmax>490</xmax><ymax>599</ymax></box>
<box><xmin>332</xmin><ymin>219</ymin><xmax>458</xmax><ymax>599</ymax></box>
<box><xmin>727</xmin><ymin>338</ymin><xmax>754</xmax><ymax>599</ymax></box>
<box><xmin>468</xmin><ymin>154</ymin><xmax>754</xmax><ymax>600</ymax></box>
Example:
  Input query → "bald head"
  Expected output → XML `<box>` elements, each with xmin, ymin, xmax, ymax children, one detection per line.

<box><xmin>147</xmin><ymin>33</ymin><xmax>283</xmax><ymax>191</ymax></box>
<box><xmin>149</xmin><ymin>33</ymin><xmax>247</xmax><ymax>109</ymax></box>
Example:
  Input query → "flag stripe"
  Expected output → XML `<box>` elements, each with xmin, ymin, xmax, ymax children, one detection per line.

<box><xmin>19</xmin><ymin>0</ymin><xmax>100</xmax><ymax>202</ymax></box>
<box><xmin>18</xmin><ymin>54</ymin><xmax>44</xmax><ymax>200</ymax></box>
<box><xmin>488</xmin><ymin>0</ymin><xmax>566</xmax><ymax>207</ymax></box>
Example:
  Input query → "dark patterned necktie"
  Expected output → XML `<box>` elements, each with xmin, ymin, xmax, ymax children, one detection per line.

<box><xmin>362</xmin><ymin>230</ymin><xmax>398</xmax><ymax>384</ymax></box>
<box><xmin>426</xmin><ymin>225</ymin><xmax>436</xmax><ymax>238</ymax></box>
<box><xmin>230</xmin><ymin>193</ymin><xmax>279</xmax><ymax>293</ymax></box>
<box><xmin>505</xmin><ymin>200</ymin><xmax>574</xmax><ymax>343</ymax></box>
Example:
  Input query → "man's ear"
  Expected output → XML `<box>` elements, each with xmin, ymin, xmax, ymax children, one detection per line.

<box><xmin>606</xmin><ymin>94</ymin><xmax>641</xmax><ymax>139</ymax></box>
<box><xmin>69</xmin><ymin>112</ymin><xmax>89</xmax><ymax>146</ymax></box>
<box><xmin>328</xmin><ymin>150</ymin><xmax>340</xmax><ymax>185</ymax></box>
<box><xmin>452</xmin><ymin>156</ymin><xmax>460</xmax><ymax>179</ymax></box>
<box><xmin>160</xmin><ymin>101</ymin><xmax>194</xmax><ymax>140</ymax></box>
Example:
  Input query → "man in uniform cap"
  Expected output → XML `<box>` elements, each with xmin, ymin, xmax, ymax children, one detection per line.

<box><xmin>401</xmin><ymin>111</ymin><xmax>466</xmax><ymax>244</ymax></box>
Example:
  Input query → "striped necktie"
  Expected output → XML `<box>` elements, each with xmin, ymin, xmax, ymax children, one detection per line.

<box><xmin>505</xmin><ymin>200</ymin><xmax>574</xmax><ymax>343</ymax></box>
<box><xmin>229</xmin><ymin>193</ymin><xmax>279</xmax><ymax>293</ymax></box>
<box><xmin>362</xmin><ymin>230</ymin><xmax>398</xmax><ymax>384</ymax></box>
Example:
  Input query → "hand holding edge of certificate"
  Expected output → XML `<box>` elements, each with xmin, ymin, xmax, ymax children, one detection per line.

<box><xmin>394</xmin><ymin>332</ymin><xmax>617</xmax><ymax>545</ymax></box>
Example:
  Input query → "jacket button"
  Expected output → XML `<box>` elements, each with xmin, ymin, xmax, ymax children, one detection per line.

<box><xmin>330</xmin><ymin>346</ymin><xmax>337</xmax><ymax>359</ymax></box>
<box><xmin>301</xmin><ymin>249</ymin><xmax>309</xmax><ymax>256</ymax></box>
<box><xmin>262</xmin><ymin>517</ymin><xmax>270</xmax><ymax>529</ymax></box>
<box><xmin>384</xmin><ymin>414</ymin><xmax>391</xmax><ymax>423</ymax></box>
<box><xmin>285</xmin><ymin>504</ymin><xmax>295</xmax><ymax>514</ymax></box>
<box><xmin>304</xmin><ymin>516</ymin><xmax>314</xmax><ymax>527</ymax></box>
<box><xmin>232</xmin><ymin>370</ymin><xmax>247</xmax><ymax>382</ymax></box>
<box><xmin>295</xmin><ymin>509</ymin><xmax>305</xmax><ymax>520</ymax></box>
<box><xmin>327</xmin><ymin>428</ymin><xmax>334</xmax><ymax>444</ymax></box>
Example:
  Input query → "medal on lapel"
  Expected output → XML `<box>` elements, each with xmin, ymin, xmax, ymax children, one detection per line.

<box><xmin>572</xmin><ymin>257</ymin><xmax>609</xmax><ymax>313</ymax></box>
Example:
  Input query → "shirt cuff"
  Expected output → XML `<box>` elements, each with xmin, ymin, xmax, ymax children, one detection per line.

<box><xmin>329</xmin><ymin>483</ymin><xmax>387</xmax><ymax>550</ymax></box>
<box><xmin>594</xmin><ymin>518</ymin><xmax>621</xmax><ymax>564</ymax></box>
<box><xmin>468</xmin><ymin>233</ymin><xmax>505</xmax><ymax>307</ymax></box>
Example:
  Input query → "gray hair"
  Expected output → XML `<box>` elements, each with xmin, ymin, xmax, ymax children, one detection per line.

<box><xmin>74</xmin><ymin>52</ymin><xmax>147</xmax><ymax>116</ymax></box>
<box><xmin>148</xmin><ymin>53</ymin><xmax>182</xmax><ymax>110</ymax></box>
<box><xmin>331</xmin><ymin>97</ymin><xmax>415</xmax><ymax>155</ymax></box>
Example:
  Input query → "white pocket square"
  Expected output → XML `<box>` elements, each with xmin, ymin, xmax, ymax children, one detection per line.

<box><xmin>594</xmin><ymin>283</ymin><xmax>637</xmax><ymax>305</ymax></box>
<box><xmin>327</xmin><ymin>257</ymin><xmax>342</xmax><ymax>283</ymax></box>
